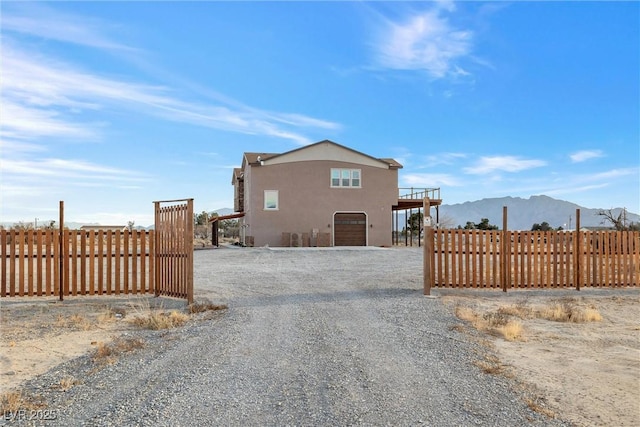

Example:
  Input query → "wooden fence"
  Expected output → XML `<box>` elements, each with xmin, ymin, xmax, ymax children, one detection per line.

<box><xmin>425</xmin><ymin>229</ymin><xmax>639</xmax><ymax>290</ymax></box>
<box><xmin>1</xmin><ymin>229</ymin><xmax>155</xmax><ymax>297</ymax></box>
<box><xmin>154</xmin><ymin>199</ymin><xmax>194</xmax><ymax>303</ymax></box>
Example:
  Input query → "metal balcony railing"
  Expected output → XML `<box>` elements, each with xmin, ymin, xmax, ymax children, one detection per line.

<box><xmin>398</xmin><ymin>187</ymin><xmax>440</xmax><ymax>201</ymax></box>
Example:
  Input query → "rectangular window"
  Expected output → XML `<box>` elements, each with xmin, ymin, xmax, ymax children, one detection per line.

<box><xmin>341</xmin><ymin>170</ymin><xmax>350</xmax><ymax>187</ymax></box>
<box><xmin>331</xmin><ymin>169</ymin><xmax>340</xmax><ymax>187</ymax></box>
<box><xmin>264</xmin><ymin>190</ymin><xmax>279</xmax><ymax>210</ymax></box>
<box><xmin>330</xmin><ymin>169</ymin><xmax>362</xmax><ymax>188</ymax></box>
<box><xmin>351</xmin><ymin>170</ymin><xmax>360</xmax><ymax>187</ymax></box>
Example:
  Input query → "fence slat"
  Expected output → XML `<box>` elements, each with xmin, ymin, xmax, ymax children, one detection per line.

<box><xmin>1</xmin><ymin>231</ymin><xmax>6</xmax><ymax>297</ymax></box>
<box><xmin>115</xmin><ymin>231</ymin><xmax>121</xmax><ymax>295</ymax></box>
<box><xmin>36</xmin><ymin>231</ymin><xmax>43</xmax><ymax>295</ymax></box>
<box><xmin>89</xmin><ymin>232</ymin><xmax>95</xmax><ymax>295</ymax></box>
<box><xmin>131</xmin><ymin>230</ymin><xmax>138</xmax><ymax>294</ymax></box>
<box><xmin>98</xmin><ymin>232</ymin><xmax>105</xmax><ymax>294</ymax></box>
<box><xmin>124</xmin><ymin>230</ymin><xmax>130</xmax><ymax>294</ymax></box>
<box><xmin>18</xmin><ymin>230</ymin><xmax>25</xmax><ymax>296</ymax></box>
<box><xmin>53</xmin><ymin>231</ymin><xmax>60</xmax><ymax>296</ymax></box>
<box><xmin>80</xmin><ymin>230</ymin><xmax>87</xmax><ymax>294</ymax></box>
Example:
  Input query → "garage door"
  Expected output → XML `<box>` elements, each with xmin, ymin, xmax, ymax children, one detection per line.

<box><xmin>334</xmin><ymin>213</ymin><xmax>366</xmax><ymax>246</ymax></box>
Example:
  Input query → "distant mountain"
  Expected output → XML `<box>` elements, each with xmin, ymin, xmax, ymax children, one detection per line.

<box><xmin>437</xmin><ymin>195</ymin><xmax>639</xmax><ymax>230</ymax></box>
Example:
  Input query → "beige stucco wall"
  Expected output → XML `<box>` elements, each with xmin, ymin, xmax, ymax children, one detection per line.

<box><xmin>243</xmin><ymin>160</ymin><xmax>397</xmax><ymax>247</ymax></box>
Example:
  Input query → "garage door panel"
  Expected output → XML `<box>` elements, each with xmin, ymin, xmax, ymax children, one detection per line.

<box><xmin>334</xmin><ymin>213</ymin><xmax>366</xmax><ymax>246</ymax></box>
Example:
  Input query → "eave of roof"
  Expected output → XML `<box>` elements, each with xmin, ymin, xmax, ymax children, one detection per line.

<box><xmin>243</xmin><ymin>152</ymin><xmax>279</xmax><ymax>165</ymax></box>
<box><xmin>241</xmin><ymin>140</ymin><xmax>403</xmax><ymax>169</ymax></box>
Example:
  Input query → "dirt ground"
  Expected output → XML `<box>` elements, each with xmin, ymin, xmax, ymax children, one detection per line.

<box><xmin>439</xmin><ymin>288</ymin><xmax>640</xmax><ymax>427</ymax></box>
<box><xmin>1</xmin><ymin>288</ymin><xmax>639</xmax><ymax>427</ymax></box>
<box><xmin>0</xmin><ymin>295</ymin><xmax>186</xmax><ymax>395</ymax></box>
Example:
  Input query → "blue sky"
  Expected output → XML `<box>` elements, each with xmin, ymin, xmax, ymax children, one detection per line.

<box><xmin>1</xmin><ymin>1</ymin><xmax>638</xmax><ymax>226</ymax></box>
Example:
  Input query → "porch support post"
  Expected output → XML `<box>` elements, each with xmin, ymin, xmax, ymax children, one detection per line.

<box><xmin>423</xmin><ymin>197</ymin><xmax>434</xmax><ymax>295</ymax></box>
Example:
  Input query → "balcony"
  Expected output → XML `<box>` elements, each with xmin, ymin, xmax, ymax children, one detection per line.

<box><xmin>394</xmin><ymin>187</ymin><xmax>442</xmax><ymax>210</ymax></box>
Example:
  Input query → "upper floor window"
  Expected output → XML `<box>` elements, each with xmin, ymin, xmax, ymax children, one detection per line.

<box><xmin>264</xmin><ymin>190</ymin><xmax>279</xmax><ymax>210</ymax></box>
<box><xmin>331</xmin><ymin>169</ymin><xmax>361</xmax><ymax>188</ymax></box>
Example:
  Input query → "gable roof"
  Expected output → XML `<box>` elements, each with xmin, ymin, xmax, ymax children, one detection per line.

<box><xmin>243</xmin><ymin>140</ymin><xmax>402</xmax><ymax>170</ymax></box>
<box><xmin>231</xmin><ymin>167</ymin><xmax>243</xmax><ymax>184</ymax></box>
<box><xmin>243</xmin><ymin>152</ymin><xmax>279</xmax><ymax>166</ymax></box>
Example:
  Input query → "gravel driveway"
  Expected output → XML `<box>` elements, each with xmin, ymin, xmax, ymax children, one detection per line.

<box><xmin>5</xmin><ymin>247</ymin><xmax>569</xmax><ymax>426</ymax></box>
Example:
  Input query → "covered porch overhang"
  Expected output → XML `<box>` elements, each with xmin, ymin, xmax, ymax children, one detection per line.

<box><xmin>392</xmin><ymin>188</ymin><xmax>442</xmax><ymax>246</ymax></box>
<box><xmin>393</xmin><ymin>187</ymin><xmax>442</xmax><ymax>210</ymax></box>
<box><xmin>210</xmin><ymin>212</ymin><xmax>245</xmax><ymax>246</ymax></box>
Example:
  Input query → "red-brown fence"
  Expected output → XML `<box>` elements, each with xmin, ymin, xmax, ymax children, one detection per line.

<box><xmin>426</xmin><ymin>229</ymin><xmax>639</xmax><ymax>290</ymax></box>
<box><xmin>154</xmin><ymin>199</ymin><xmax>194</xmax><ymax>303</ymax></box>
<box><xmin>1</xmin><ymin>229</ymin><xmax>155</xmax><ymax>297</ymax></box>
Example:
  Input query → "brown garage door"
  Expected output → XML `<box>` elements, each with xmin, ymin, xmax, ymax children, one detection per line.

<box><xmin>334</xmin><ymin>213</ymin><xmax>366</xmax><ymax>246</ymax></box>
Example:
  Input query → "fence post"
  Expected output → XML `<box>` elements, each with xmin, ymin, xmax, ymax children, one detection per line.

<box><xmin>187</xmin><ymin>198</ymin><xmax>194</xmax><ymax>304</ymax></box>
<box><xmin>423</xmin><ymin>197</ymin><xmax>433</xmax><ymax>295</ymax></box>
<box><xmin>59</xmin><ymin>201</ymin><xmax>64</xmax><ymax>301</ymax></box>
<box><xmin>154</xmin><ymin>201</ymin><xmax>160</xmax><ymax>297</ymax></box>
<box><xmin>575</xmin><ymin>209</ymin><xmax>581</xmax><ymax>291</ymax></box>
<box><xmin>501</xmin><ymin>206</ymin><xmax>509</xmax><ymax>292</ymax></box>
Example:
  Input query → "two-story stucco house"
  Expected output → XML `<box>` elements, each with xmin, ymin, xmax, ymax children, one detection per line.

<box><xmin>231</xmin><ymin>140</ymin><xmax>407</xmax><ymax>247</ymax></box>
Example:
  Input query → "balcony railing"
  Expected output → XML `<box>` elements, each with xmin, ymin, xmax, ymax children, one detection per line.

<box><xmin>398</xmin><ymin>187</ymin><xmax>440</xmax><ymax>201</ymax></box>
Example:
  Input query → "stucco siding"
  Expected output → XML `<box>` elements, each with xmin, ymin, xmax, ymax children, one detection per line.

<box><xmin>245</xmin><ymin>160</ymin><xmax>397</xmax><ymax>247</ymax></box>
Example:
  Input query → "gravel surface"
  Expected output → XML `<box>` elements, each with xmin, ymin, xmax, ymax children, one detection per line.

<box><xmin>3</xmin><ymin>247</ymin><xmax>570</xmax><ymax>426</ymax></box>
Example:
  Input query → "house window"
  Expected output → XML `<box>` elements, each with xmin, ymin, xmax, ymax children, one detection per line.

<box><xmin>264</xmin><ymin>190</ymin><xmax>279</xmax><ymax>210</ymax></box>
<box><xmin>330</xmin><ymin>169</ymin><xmax>362</xmax><ymax>188</ymax></box>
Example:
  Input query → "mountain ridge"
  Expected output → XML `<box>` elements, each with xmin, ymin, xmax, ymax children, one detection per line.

<box><xmin>2</xmin><ymin>197</ymin><xmax>637</xmax><ymax>230</ymax></box>
<box><xmin>437</xmin><ymin>195</ymin><xmax>639</xmax><ymax>230</ymax></box>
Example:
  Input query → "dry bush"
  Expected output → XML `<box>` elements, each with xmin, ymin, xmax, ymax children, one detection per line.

<box><xmin>497</xmin><ymin>300</ymin><xmax>532</xmax><ymax>319</ymax></box>
<box><xmin>97</xmin><ymin>306</ymin><xmax>127</xmax><ymax>323</ymax></box>
<box><xmin>97</xmin><ymin>308</ymin><xmax>115</xmax><ymax>323</ymax></box>
<box><xmin>55</xmin><ymin>313</ymin><xmax>93</xmax><ymax>330</ymax></box>
<box><xmin>525</xmin><ymin>396</ymin><xmax>556</xmax><ymax>419</ymax></box>
<box><xmin>483</xmin><ymin>312</ymin><xmax>509</xmax><ymax>327</ymax></box>
<box><xmin>188</xmin><ymin>300</ymin><xmax>228</xmax><ymax>314</ymax></box>
<box><xmin>454</xmin><ymin>305</ymin><xmax>480</xmax><ymax>324</ymax></box>
<box><xmin>538</xmin><ymin>302</ymin><xmax>573</xmax><ymax>322</ymax></box>
<box><xmin>130</xmin><ymin>310</ymin><xmax>189</xmax><ymax>330</ymax></box>
<box><xmin>127</xmin><ymin>298</ymin><xmax>189</xmax><ymax>330</ymax></box>
<box><xmin>0</xmin><ymin>390</ymin><xmax>45</xmax><ymax>413</ymax></box>
<box><xmin>474</xmin><ymin>355</ymin><xmax>507</xmax><ymax>375</ymax></box>
<box><xmin>92</xmin><ymin>337</ymin><xmax>144</xmax><ymax>365</ymax></box>
<box><xmin>535</xmin><ymin>300</ymin><xmax>602</xmax><ymax>323</ymax></box>
<box><xmin>497</xmin><ymin>320</ymin><xmax>524</xmax><ymax>342</ymax></box>
<box><xmin>579</xmin><ymin>307</ymin><xmax>603</xmax><ymax>322</ymax></box>
<box><xmin>454</xmin><ymin>305</ymin><xmax>526</xmax><ymax>342</ymax></box>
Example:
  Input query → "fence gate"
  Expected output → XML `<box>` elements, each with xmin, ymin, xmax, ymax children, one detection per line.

<box><xmin>154</xmin><ymin>199</ymin><xmax>194</xmax><ymax>303</ymax></box>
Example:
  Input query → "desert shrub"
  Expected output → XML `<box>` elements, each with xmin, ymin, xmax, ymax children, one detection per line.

<box><xmin>535</xmin><ymin>300</ymin><xmax>602</xmax><ymax>323</ymax></box>
<box><xmin>92</xmin><ymin>337</ymin><xmax>144</xmax><ymax>365</ymax></box>
<box><xmin>188</xmin><ymin>300</ymin><xmax>228</xmax><ymax>314</ymax></box>
<box><xmin>130</xmin><ymin>310</ymin><xmax>189</xmax><ymax>330</ymax></box>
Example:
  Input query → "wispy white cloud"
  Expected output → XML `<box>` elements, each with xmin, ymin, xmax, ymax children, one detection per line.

<box><xmin>587</xmin><ymin>167</ymin><xmax>637</xmax><ymax>180</ymax></box>
<box><xmin>0</xmin><ymin>139</ymin><xmax>48</xmax><ymax>154</ymax></box>
<box><xmin>1</xmin><ymin>99</ymin><xmax>100</xmax><ymax>142</ymax></box>
<box><xmin>464</xmin><ymin>156</ymin><xmax>546</xmax><ymax>174</ymax></box>
<box><xmin>1</xmin><ymin>3</ymin><xmax>136</xmax><ymax>52</ymax></box>
<box><xmin>402</xmin><ymin>173</ymin><xmax>464</xmax><ymax>187</ymax></box>
<box><xmin>1</xmin><ymin>7</ymin><xmax>340</xmax><ymax>148</ymax></box>
<box><xmin>543</xmin><ymin>183</ymin><xmax>610</xmax><ymax>197</ymax></box>
<box><xmin>2</xmin><ymin>158</ymin><xmax>149</xmax><ymax>181</ymax></box>
<box><xmin>496</xmin><ymin>167</ymin><xmax>638</xmax><ymax>206</ymax></box>
<box><xmin>422</xmin><ymin>152</ymin><xmax>467</xmax><ymax>167</ymax></box>
<box><xmin>570</xmin><ymin>149</ymin><xmax>604</xmax><ymax>163</ymax></box>
<box><xmin>372</xmin><ymin>4</ymin><xmax>474</xmax><ymax>79</ymax></box>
